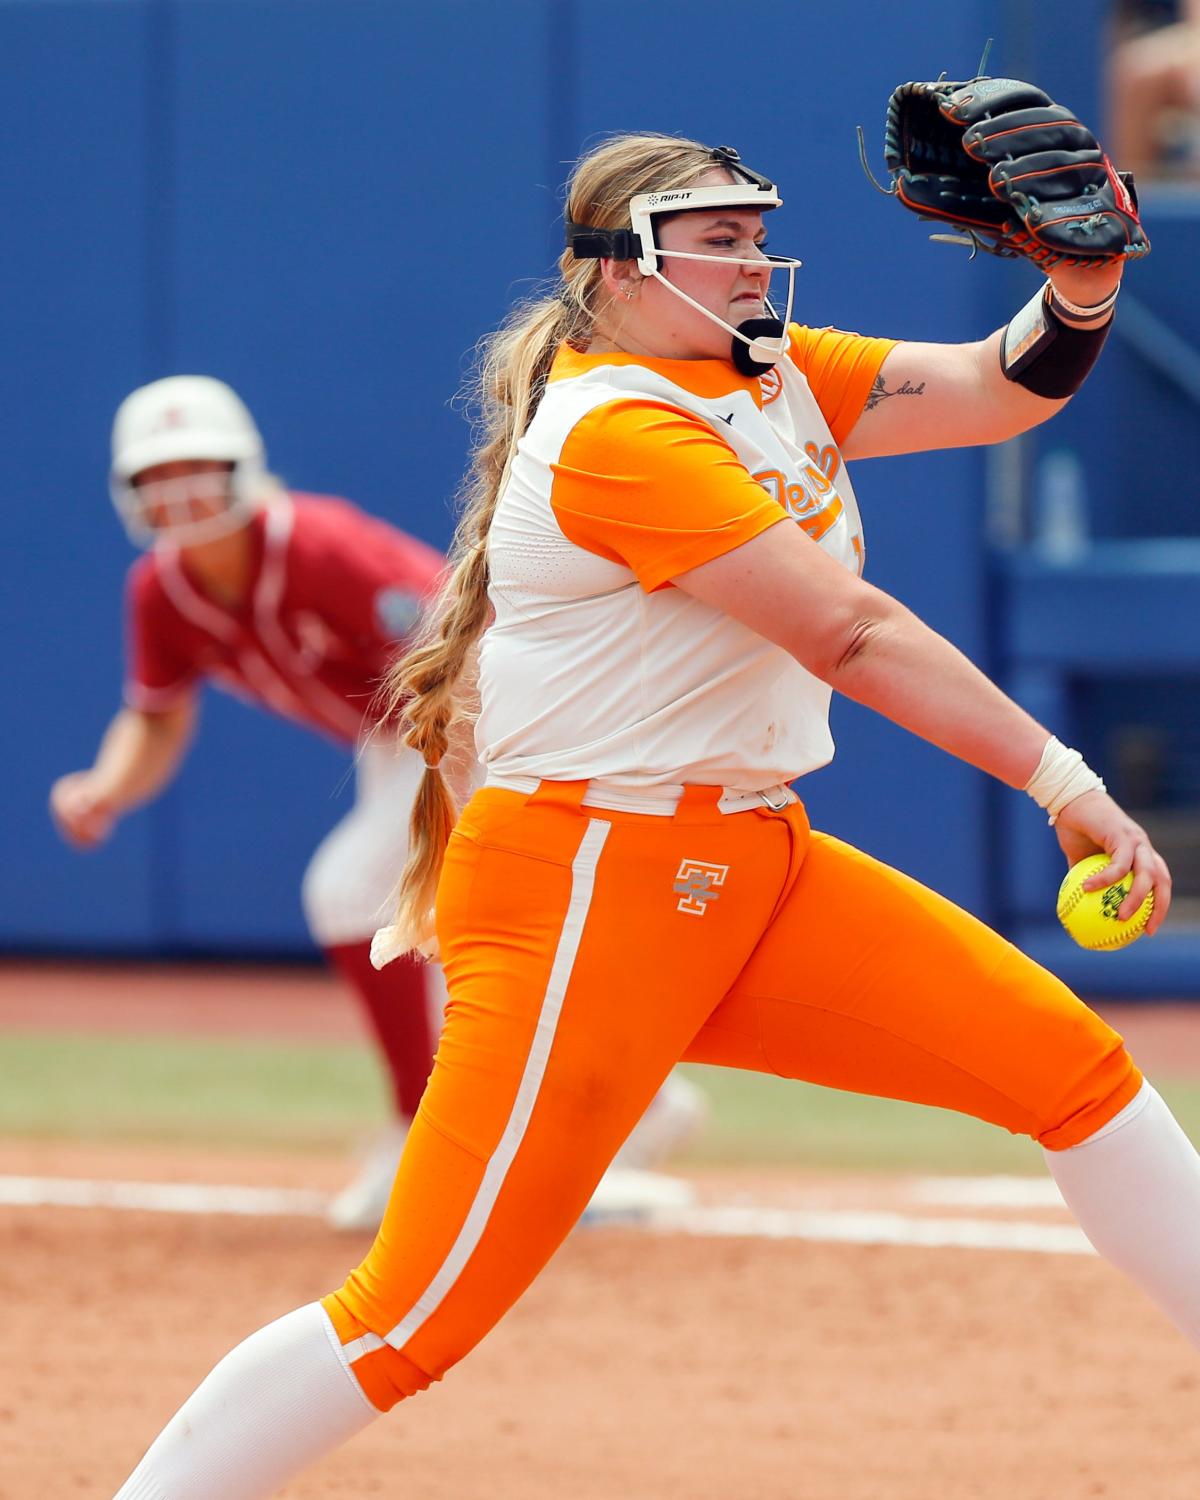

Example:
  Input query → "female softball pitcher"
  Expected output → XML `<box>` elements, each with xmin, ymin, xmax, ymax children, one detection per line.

<box><xmin>111</xmin><ymin>122</ymin><xmax>1199</xmax><ymax>1500</ymax></box>
<box><xmin>52</xmin><ymin>375</ymin><xmax>704</xmax><ymax>1231</ymax></box>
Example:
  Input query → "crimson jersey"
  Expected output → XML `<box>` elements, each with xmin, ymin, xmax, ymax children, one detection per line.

<box><xmin>124</xmin><ymin>491</ymin><xmax>445</xmax><ymax>743</ymax></box>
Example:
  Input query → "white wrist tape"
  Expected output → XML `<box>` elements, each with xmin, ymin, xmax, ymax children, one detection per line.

<box><xmin>1023</xmin><ymin>736</ymin><xmax>1107</xmax><ymax>825</ymax></box>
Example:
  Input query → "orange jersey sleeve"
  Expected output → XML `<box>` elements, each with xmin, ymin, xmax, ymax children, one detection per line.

<box><xmin>550</xmin><ymin>400</ymin><xmax>786</xmax><ymax>592</ymax></box>
<box><xmin>786</xmin><ymin>324</ymin><xmax>897</xmax><ymax>446</ymax></box>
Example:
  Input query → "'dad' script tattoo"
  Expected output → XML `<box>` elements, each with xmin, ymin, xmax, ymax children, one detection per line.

<box><xmin>865</xmin><ymin>374</ymin><xmax>927</xmax><ymax>411</ymax></box>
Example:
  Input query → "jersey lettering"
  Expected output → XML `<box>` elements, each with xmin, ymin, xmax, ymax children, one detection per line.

<box><xmin>804</xmin><ymin>440</ymin><xmax>841</xmax><ymax>484</ymax></box>
<box><xmin>753</xmin><ymin>466</ymin><xmax>845</xmax><ymax>543</ymax></box>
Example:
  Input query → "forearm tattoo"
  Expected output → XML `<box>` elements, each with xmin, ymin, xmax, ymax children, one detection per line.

<box><xmin>865</xmin><ymin>374</ymin><xmax>927</xmax><ymax>411</ymax></box>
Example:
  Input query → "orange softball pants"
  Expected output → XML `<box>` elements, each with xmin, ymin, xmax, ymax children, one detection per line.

<box><xmin>322</xmin><ymin>780</ymin><xmax>1141</xmax><ymax>1410</ymax></box>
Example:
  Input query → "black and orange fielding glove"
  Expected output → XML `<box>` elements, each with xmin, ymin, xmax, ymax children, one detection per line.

<box><xmin>882</xmin><ymin>76</ymin><xmax>1150</xmax><ymax>269</ymax></box>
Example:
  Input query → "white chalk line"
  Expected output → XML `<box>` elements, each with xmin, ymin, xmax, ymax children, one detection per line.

<box><xmin>654</xmin><ymin>1205</ymin><xmax>1091</xmax><ymax>1256</ymax></box>
<box><xmin>912</xmin><ymin>1175</ymin><xmax>1066</xmax><ymax>1208</ymax></box>
<box><xmin>0</xmin><ymin>1176</ymin><xmax>328</xmax><ymax>1217</ymax></box>
<box><xmin>0</xmin><ymin>1174</ymin><xmax>1092</xmax><ymax>1256</ymax></box>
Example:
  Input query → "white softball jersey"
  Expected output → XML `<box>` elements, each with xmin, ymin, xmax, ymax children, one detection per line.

<box><xmin>476</xmin><ymin>324</ymin><xmax>895</xmax><ymax>791</ymax></box>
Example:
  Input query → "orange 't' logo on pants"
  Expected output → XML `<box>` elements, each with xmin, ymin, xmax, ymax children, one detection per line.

<box><xmin>674</xmin><ymin>860</ymin><xmax>730</xmax><ymax>916</ymax></box>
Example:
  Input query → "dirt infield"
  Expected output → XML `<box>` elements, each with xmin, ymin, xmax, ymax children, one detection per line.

<box><xmin>4</xmin><ymin>1143</ymin><xmax>1200</xmax><ymax>1500</ymax></box>
<box><xmin>4</xmin><ymin>963</ymin><xmax>1200</xmax><ymax>1498</ymax></box>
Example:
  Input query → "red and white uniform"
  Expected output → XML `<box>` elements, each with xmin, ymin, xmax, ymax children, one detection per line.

<box><xmin>125</xmin><ymin>489</ymin><xmax>443</xmax><ymax>744</ymax></box>
<box><xmin>124</xmin><ymin>489</ymin><xmax>445</xmax><ymax>947</ymax></box>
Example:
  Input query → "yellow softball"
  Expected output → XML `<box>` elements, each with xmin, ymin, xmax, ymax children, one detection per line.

<box><xmin>1056</xmin><ymin>853</ymin><xmax>1154</xmax><ymax>951</ymax></box>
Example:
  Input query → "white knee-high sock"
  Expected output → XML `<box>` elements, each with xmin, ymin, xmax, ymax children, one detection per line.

<box><xmin>112</xmin><ymin>1302</ymin><xmax>377</xmax><ymax>1500</ymax></box>
<box><xmin>1046</xmin><ymin>1080</ymin><xmax>1200</xmax><ymax>1348</ymax></box>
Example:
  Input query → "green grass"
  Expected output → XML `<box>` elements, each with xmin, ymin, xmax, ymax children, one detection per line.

<box><xmin>677</xmin><ymin>1065</ymin><xmax>1200</xmax><ymax>1173</ymax></box>
<box><xmin>0</xmin><ymin>1032</ymin><xmax>390</xmax><ymax>1152</ymax></box>
<box><xmin>682</xmin><ymin>1065</ymin><xmax>1200</xmax><ymax>1172</ymax></box>
<box><xmin>4</xmin><ymin>1030</ymin><xmax>1200</xmax><ymax>1174</ymax></box>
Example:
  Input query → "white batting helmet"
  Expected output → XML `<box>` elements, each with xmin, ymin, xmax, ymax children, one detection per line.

<box><xmin>109</xmin><ymin>375</ymin><xmax>267</xmax><ymax>546</ymax></box>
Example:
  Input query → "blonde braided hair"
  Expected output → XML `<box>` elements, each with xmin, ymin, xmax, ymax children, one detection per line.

<box><xmin>377</xmin><ymin>131</ymin><xmax>720</xmax><ymax>957</ymax></box>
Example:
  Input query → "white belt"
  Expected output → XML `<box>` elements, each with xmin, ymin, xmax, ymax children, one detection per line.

<box><xmin>485</xmin><ymin>774</ymin><xmax>797</xmax><ymax>816</ymax></box>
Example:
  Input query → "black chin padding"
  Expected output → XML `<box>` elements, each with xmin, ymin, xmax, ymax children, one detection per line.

<box><xmin>731</xmin><ymin>317</ymin><xmax>785</xmax><ymax>376</ymax></box>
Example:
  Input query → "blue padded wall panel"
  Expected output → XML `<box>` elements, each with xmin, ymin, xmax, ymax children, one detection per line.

<box><xmin>1104</xmin><ymin>205</ymin><xmax>1200</xmax><ymax>540</ymax></box>
<box><xmin>167</xmin><ymin>0</ymin><xmax>553</xmax><ymax>540</ymax></box>
<box><xmin>7</xmin><ymin>0</ymin><xmax>1090</xmax><ymax>952</ymax></box>
<box><xmin>159</xmin><ymin>0</ymin><xmax>552</xmax><ymax>949</ymax></box>
<box><xmin>0</xmin><ymin>2</ymin><xmax>161</xmax><ymax>948</ymax></box>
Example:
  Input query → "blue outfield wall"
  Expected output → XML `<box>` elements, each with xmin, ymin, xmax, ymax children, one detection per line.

<box><xmin>5</xmin><ymin>0</ymin><xmax>1191</xmax><ymax>986</ymax></box>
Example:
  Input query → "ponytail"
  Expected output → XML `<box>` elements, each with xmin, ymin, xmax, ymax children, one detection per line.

<box><xmin>375</xmin><ymin>295</ymin><xmax>581</xmax><ymax>958</ymax></box>
<box><xmin>374</xmin><ymin>131</ymin><xmax>719</xmax><ymax>962</ymax></box>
